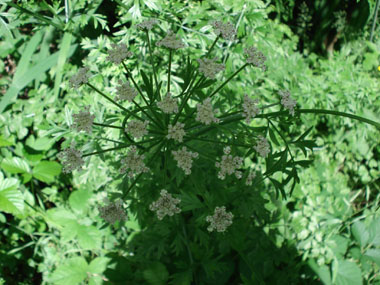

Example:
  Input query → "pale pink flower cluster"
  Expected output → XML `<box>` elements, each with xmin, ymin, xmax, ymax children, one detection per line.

<box><xmin>215</xmin><ymin>146</ymin><xmax>243</xmax><ymax>180</ymax></box>
<box><xmin>116</xmin><ymin>80</ymin><xmax>137</xmax><ymax>102</ymax></box>
<box><xmin>126</xmin><ymin>120</ymin><xmax>149</xmax><ymax>139</ymax></box>
<box><xmin>157</xmin><ymin>92</ymin><xmax>179</xmax><ymax>114</ymax></box>
<box><xmin>136</xmin><ymin>19</ymin><xmax>159</xmax><ymax>31</ymax></box>
<box><xmin>69</xmin><ymin>67</ymin><xmax>90</xmax><ymax>88</ymax></box>
<box><xmin>242</xmin><ymin>94</ymin><xmax>260</xmax><ymax>124</ymax></box>
<box><xmin>244</xmin><ymin>46</ymin><xmax>267</xmax><ymax>71</ymax></box>
<box><xmin>98</xmin><ymin>199</ymin><xmax>126</xmax><ymax>224</ymax></box>
<box><xmin>279</xmin><ymin>90</ymin><xmax>297</xmax><ymax>116</ymax></box>
<box><xmin>196</xmin><ymin>98</ymin><xmax>220</xmax><ymax>125</ymax></box>
<box><xmin>245</xmin><ymin>169</ymin><xmax>256</xmax><ymax>186</ymax></box>
<box><xmin>254</xmin><ymin>136</ymin><xmax>270</xmax><ymax>158</ymax></box>
<box><xmin>120</xmin><ymin>146</ymin><xmax>149</xmax><ymax>178</ymax></box>
<box><xmin>72</xmin><ymin>105</ymin><xmax>95</xmax><ymax>134</ymax></box>
<box><xmin>211</xmin><ymin>21</ymin><xmax>236</xmax><ymax>41</ymax></box>
<box><xmin>172</xmin><ymin>146</ymin><xmax>198</xmax><ymax>175</ymax></box>
<box><xmin>57</xmin><ymin>141</ymin><xmax>85</xmax><ymax>173</ymax></box>
<box><xmin>196</xmin><ymin>57</ymin><xmax>225</xmax><ymax>79</ymax></box>
<box><xmin>206</xmin><ymin>206</ymin><xmax>234</xmax><ymax>232</ymax></box>
<box><xmin>149</xmin><ymin>189</ymin><xmax>181</xmax><ymax>220</ymax></box>
<box><xmin>167</xmin><ymin>123</ymin><xmax>186</xmax><ymax>142</ymax></box>
<box><xmin>106</xmin><ymin>43</ymin><xmax>133</xmax><ymax>65</ymax></box>
<box><xmin>156</xmin><ymin>30</ymin><xmax>185</xmax><ymax>50</ymax></box>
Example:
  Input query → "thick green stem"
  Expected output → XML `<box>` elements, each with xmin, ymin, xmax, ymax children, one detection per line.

<box><xmin>93</xmin><ymin>122</ymin><xmax>123</xmax><ymax>129</ymax></box>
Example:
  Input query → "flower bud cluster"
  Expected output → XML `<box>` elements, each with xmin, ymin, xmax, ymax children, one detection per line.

<box><xmin>196</xmin><ymin>98</ymin><xmax>220</xmax><ymax>125</ymax></box>
<box><xmin>245</xmin><ymin>169</ymin><xmax>256</xmax><ymax>186</ymax></box>
<box><xmin>149</xmin><ymin>189</ymin><xmax>181</xmax><ymax>220</ymax></box>
<box><xmin>156</xmin><ymin>30</ymin><xmax>185</xmax><ymax>50</ymax></box>
<box><xmin>254</xmin><ymin>136</ymin><xmax>270</xmax><ymax>158</ymax></box>
<box><xmin>279</xmin><ymin>90</ymin><xmax>297</xmax><ymax>116</ymax></box>
<box><xmin>242</xmin><ymin>94</ymin><xmax>260</xmax><ymax>124</ymax></box>
<box><xmin>106</xmin><ymin>43</ymin><xmax>133</xmax><ymax>65</ymax></box>
<box><xmin>126</xmin><ymin>120</ymin><xmax>149</xmax><ymax>139</ymax></box>
<box><xmin>196</xmin><ymin>57</ymin><xmax>225</xmax><ymax>79</ymax></box>
<box><xmin>157</xmin><ymin>92</ymin><xmax>179</xmax><ymax>114</ymax></box>
<box><xmin>116</xmin><ymin>80</ymin><xmax>138</xmax><ymax>102</ymax></box>
<box><xmin>211</xmin><ymin>21</ymin><xmax>236</xmax><ymax>41</ymax></box>
<box><xmin>57</xmin><ymin>141</ymin><xmax>85</xmax><ymax>173</ymax></box>
<box><xmin>69</xmin><ymin>67</ymin><xmax>90</xmax><ymax>89</ymax></box>
<box><xmin>215</xmin><ymin>146</ymin><xmax>243</xmax><ymax>180</ymax></box>
<box><xmin>98</xmin><ymin>199</ymin><xmax>126</xmax><ymax>224</ymax></box>
<box><xmin>167</xmin><ymin>123</ymin><xmax>186</xmax><ymax>142</ymax></box>
<box><xmin>120</xmin><ymin>145</ymin><xmax>149</xmax><ymax>178</ymax></box>
<box><xmin>206</xmin><ymin>206</ymin><xmax>234</xmax><ymax>232</ymax></box>
<box><xmin>172</xmin><ymin>146</ymin><xmax>199</xmax><ymax>175</ymax></box>
<box><xmin>136</xmin><ymin>19</ymin><xmax>159</xmax><ymax>31</ymax></box>
<box><xmin>244</xmin><ymin>46</ymin><xmax>267</xmax><ymax>71</ymax></box>
<box><xmin>72</xmin><ymin>105</ymin><xmax>95</xmax><ymax>134</ymax></box>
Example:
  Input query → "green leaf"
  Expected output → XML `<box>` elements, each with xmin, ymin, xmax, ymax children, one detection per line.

<box><xmin>352</xmin><ymin>221</ymin><xmax>369</xmax><ymax>247</ymax></box>
<box><xmin>368</xmin><ymin>216</ymin><xmax>380</xmax><ymax>246</ymax></box>
<box><xmin>268</xmin><ymin>127</ymin><xmax>280</xmax><ymax>146</ymax></box>
<box><xmin>0</xmin><ymin>135</ymin><xmax>13</xmax><ymax>147</ymax></box>
<box><xmin>76</xmin><ymin>225</ymin><xmax>102</xmax><ymax>249</ymax></box>
<box><xmin>143</xmin><ymin>262</ymin><xmax>169</xmax><ymax>285</ymax></box>
<box><xmin>365</xmin><ymin>248</ymin><xmax>380</xmax><ymax>266</ymax></box>
<box><xmin>0</xmin><ymin>177</ymin><xmax>24</xmax><ymax>215</ymax></box>
<box><xmin>1</xmin><ymin>157</ymin><xmax>30</xmax><ymax>174</ymax></box>
<box><xmin>26</xmin><ymin>135</ymin><xmax>55</xmax><ymax>151</ymax></box>
<box><xmin>141</xmin><ymin>69</ymin><xmax>153</xmax><ymax>101</ymax></box>
<box><xmin>335</xmin><ymin>260</ymin><xmax>362</xmax><ymax>285</ymax></box>
<box><xmin>49</xmin><ymin>257</ymin><xmax>88</xmax><ymax>285</ymax></box>
<box><xmin>180</xmin><ymin>191</ymin><xmax>204</xmax><ymax>211</ymax></box>
<box><xmin>69</xmin><ymin>189</ymin><xmax>92</xmax><ymax>213</ymax></box>
<box><xmin>293</xmin><ymin>126</ymin><xmax>314</xmax><ymax>142</ymax></box>
<box><xmin>32</xmin><ymin>161</ymin><xmax>61</xmax><ymax>183</ymax></box>
<box><xmin>307</xmin><ymin>259</ymin><xmax>332</xmax><ymax>285</ymax></box>
<box><xmin>45</xmin><ymin>208</ymin><xmax>77</xmax><ymax>228</ymax></box>
<box><xmin>54</xmin><ymin>32</ymin><xmax>73</xmax><ymax>98</ymax></box>
<box><xmin>88</xmin><ymin>257</ymin><xmax>110</xmax><ymax>275</ymax></box>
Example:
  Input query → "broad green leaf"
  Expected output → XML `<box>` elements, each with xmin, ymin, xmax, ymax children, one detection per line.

<box><xmin>0</xmin><ymin>135</ymin><xmax>13</xmax><ymax>147</ymax></box>
<box><xmin>1</xmin><ymin>157</ymin><xmax>30</xmax><ymax>174</ymax></box>
<box><xmin>143</xmin><ymin>262</ymin><xmax>169</xmax><ymax>285</ymax></box>
<box><xmin>49</xmin><ymin>257</ymin><xmax>88</xmax><ymax>285</ymax></box>
<box><xmin>352</xmin><ymin>221</ymin><xmax>369</xmax><ymax>247</ymax></box>
<box><xmin>26</xmin><ymin>136</ymin><xmax>55</xmax><ymax>151</ymax></box>
<box><xmin>0</xmin><ymin>177</ymin><xmax>24</xmax><ymax>215</ymax></box>
<box><xmin>307</xmin><ymin>259</ymin><xmax>332</xmax><ymax>285</ymax></box>
<box><xmin>76</xmin><ymin>225</ymin><xmax>102</xmax><ymax>249</ymax></box>
<box><xmin>335</xmin><ymin>260</ymin><xmax>362</xmax><ymax>285</ymax></box>
<box><xmin>69</xmin><ymin>189</ymin><xmax>92</xmax><ymax>213</ymax></box>
<box><xmin>365</xmin><ymin>248</ymin><xmax>380</xmax><ymax>266</ymax></box>
<box><xmin>88</xmin><ymin>257</ymin><xmax>110</xmax><ymax>274</ymax></box>
<box><xmin>32</xmin><ymin>161</ymin><xmax>61</xmax><ymax>183</ymax></box>
<box><xmin>45</xmin><ymin>208</ymin><xmax>77</xmax><ymax>228</ymax></box>
<box><xmin>369</xmin><ymin>216</ymin><xmax>380</xmax><ymax>246</ymax></box>
<box><xmin>54</xmin><ymin>32</ymin><xmax>73</xmax><ymax>98</ymax></box>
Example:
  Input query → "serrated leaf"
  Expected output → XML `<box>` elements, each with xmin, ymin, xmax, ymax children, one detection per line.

<box><xmin>45</xmin><ymin>208</ymin><xmax>77</xmax><ymax>228</ymax></box>
<box><xmin>88</xmin><ymin>257</ymin><xmax>110</xmax><ymax>274</ymax></box>
<box><xmin>365</xmin><ymin>248</ymin><xmax>380</xmax><ymax>266</ymax></box>
<box><xmin>143</xmin><ymin>262</ymin><xmax>169</xmax><ymax>285</ymax></box>
<box><xmin>307</xmin><ymin>259</ymin><xmax>332</xmax><ymax>285</ymax></box>
<box><xmin>141</xmin><ymin>69</ymin><xmax>153</xmax><ymax>101</ymax></box>
<box><xmin>26</xmin><ymin>136</ymin><xmax>55</xmax><ymax>151</ymax></box>
<box><xmin>69</xmin><ymin>189</ymin><xmax>92</xmax><ymax>213</ymax></box>
<box><xmin>180</xmin><ymin>192</ymin><xmax>204</xmax><ymax>211</ymax></box>
<box><xmin>32</xmin><ymin>161</ymin><xmax>61</xmax><ymax>183</ymax></box>
<box><xmin>49</xmin><ymin>257</ymin><xmax>88</xmax><ymax>285</ymax></box>
<box><xmin>352</xmin><ymin>221</ymin><xmax>369</xmax><ymax>247</ymax></box>
<box><xmin>368</xmin><ymin>216</ymin><xmax>380</xmax><ymax>246</ymax></box>
<box><xmin>76</xmin><ymin>225</ymin><xmax>102</xmax><ymax>249</ymax></box>
<box><xmin>1</xmin><ymin>157</ymin><xmax>30</xmax><ymax>174</ymax></box>
<box><xmin>0</xmin><ymin>177</ymin><xmax>24</xmax><ymax>215</ymax></box>
<box><xmin>335</xmin><ymin>260</ymin><xmax>362</xmax><ymax>285</ymax></box>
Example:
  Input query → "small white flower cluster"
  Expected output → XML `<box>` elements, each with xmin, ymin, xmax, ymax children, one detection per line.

<box><xmin>126</xmin><ymin>120</ymin><xmax>149</xmax><ymax>139</ymax></box>
<box><xmin>156</xmin><ymin>30</ymin><xmax>185</xmax><ymax>50</ymax></box>
<box><xmin>157</xmin><ymin>92</ymin><xmax>179</xmax><ymax>114</ymax></box>
<box><xmin>172</xmin><ymin>146</ymin><xmax>198</xmax><ymax>175</ymax></box>
<box><xmin>242</xmin><ymin>94</ymin><xmax>260</xmax><ymax>124</ymax></box>
<box><xmin>98</xmin><ymin>199</ymin><xmax>126</xmax><ymax>224</ymax></box>
<box><xmin>196</xmin><ymin>57</ymin><xmax>225</xmax><ymax>79</ymax></box>
<box><xmin>206</xmin><ymin>206</ymin><xmax>234</xmax><ymax>232</ymax></box>
<box><xmin>71</xmin><ymin>105</ymin><xmax>95</xmax><ymax>134</ymax></box>
<box><xmin>245</xmin><ymin>169</ymin><xmax>256</xmax><ymax>186</ymax></box>
<box><xmin>106</xmin><ymin>43</ymin><xmax>133</xmax><ymax>65</ymax></box>
<box><xmin>279</xmin><ymin>90</ymin><xmax>297</xmax><ymax>116</ymax></box>
<box><xmin>196</xmin><ymin>98</ymin><xmax>220</xmax><ymax>125</ymax></box>
<box><xmin>215</xmin><ymin>146</ymin><xmax>243</xmax><ymax>180</ymax></box>
<box><xmin>167</xmin><ymin>123</ymin><xmax>186</xmax><ymax>142</ymax></box>
<box><xmin>136</xmin><ymin>18</ymin><xmax>159</xmax><ymax>31</ymax></box>
<box><xmin>254</xmin><ymin>136</ymin><xmax>270</xmax><ymax>158</ymax></box>
<box><xmin>116</xmin><ymin>80</ymin><xmax>138</xmax><ymax>102</ymax></box>
<box><xmin>211</xmin><ymin>21</ymin><xmax>236</xmax><ymax>41</ymax></box>
<box><xmin>244</xmin><ymin>46</ymin><xmax>267</xmax><ymax>71</ymax></box>
<box><xmin>120</xmin><ymin>145</ymin><xmax>149</xmax><ymax>178</ymax></box>
<box><xmin>69</xmin><ymin>67</ymin><xmax>90</xmax><ymax>89</ymax></box>
<box><xmin>57</xmin><ymin>141</ymin><xmax>85</xmax><ymax>173</ymax></box>
<box><xmin>149</xmin><ymin>189</ymin><xmax>181</xmax><ymax>220</ymax></box>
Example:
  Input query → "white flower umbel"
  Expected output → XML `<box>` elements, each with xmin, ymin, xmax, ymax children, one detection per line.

<box><xmin>242</xmin><ymin>94</ymin><xmax>260</xmax><ymax>124</ymax></box>
<box><xmin>196</xmin><ymin>97</ymin><xmax>220</xmax><ymax>125</ymax></box>
<box><xmin>211</xmin><ymin>21</ymin><xmax>236</xmax><ymax>41</ymax></box>
<box><xmin>126</xmin><ymin>120</ymin><xmax>149</xmax><ymax>139</ymax></box>
<box><xmin>172</xmin><ymin>146</ymin><xmax>198</xmax><ymax>175</ymax></box>
<box><xmin>136</xmin><ymin>18</ymin><xmax>159</xmax><ymax>31</ymax></box>
<box><xmin>196</xmin><ymin>57</ymin><xmax>225</xmax><ymax>79</ymax></box>
<box><xmin>156</xmin><ymin>30</ymin><xmax>185</xmax><ymax>50</ymax></box>
<box><xmin>149</xmin><ymin>189</ymin><xmax>181</xmax><ymax>220</ymax></box>
<box><xmin>244</xmin><ymin>46</ymin><xmax>267</xmax><ymax>71</ymax></box>
<box><xmin>69</xmin><ymin>67</ymin><xmax>90</xmax><ymax>89</ymax></box>
<box><xmin>245</xmin><ymin>169</ymin><xmax>256</xmax><ymax>186</ymax></box>
<box><xmin>254</xmin><ymin>136</ymin><xmax>270</xmax><ymax>158</ymax></box>
<box><xmin>71</xmin><ymin>105</ymin><xmax>95</xmax><ymax>134</ymax></box>
<box><xmin>167</xmin><ymin>123</ymin><xmax>186</xmax><ymax>142</ymax></box>
<box><xmin>57</xmin><ymin>141</ymin><xmax>85</xmax><ymax>173</ymax></box>
<box><xmin>157</xmin><ymin>92</ymin><xmax>179</xmax><ymax>114</ymax></box>
<box><xmin>98</xmin><ymin>199</ymin><xmax>127</xmax><ymax>224</ymax></box>
<box><xmin>206</xmin><ymin>206</ymin><xmax>234</xmax><ymax>232</ymax></box>
<box><xmin>120</xmin><ymin>145</ymin><xmax>149</xmax><ymax>178</ymax></box>
<box><xmin>215</xmin><ymin>146</ymin><xmax>243</xmax><ymax>180</ymax></box>
<box><xmin>106</xmin><ymin>43</ymin><xmax>133</xmax><ymax>65</ymax></box>
<box><xmin>279</xmin><ymin>90</ymin><xmax>297</xmax><ymax>116</ymax></box>
<box><xmin>116</xmin><ymin>80</ymin><xmax>138</xmax><ymax>102</ymax></box>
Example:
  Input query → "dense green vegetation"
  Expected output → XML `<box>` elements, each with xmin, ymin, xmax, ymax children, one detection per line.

<box><xmin>0</xmin><ymin>0</ymin><xmax>379</xmax><ymax>284</ymax></box>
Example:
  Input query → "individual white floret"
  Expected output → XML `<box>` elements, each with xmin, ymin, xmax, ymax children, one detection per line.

<box><xmin>244</xmin><ymin>46</ymin><xmax>267</xmax><ymax>71</ymax></box>
<box><xmin>136</xmin><ymin>18</ymin><xmax>159</xmax><ymax>31</ymax></box>
<box><xmin>106</xmin><ymin>43</ymin><xmax>133</xmax><ymax>65</ymax></box>
<box><xmin>215</xmin><ymin>146</ymin><xmax>243</xmax><ymax>180</ymax></box>
<box><xmin>98</xmin><ymin>199</ymin><xmax>126</xmax><ymax>224</ymax></box>
<box><xmin>149</xmin><ymin>189</ymin><xmax>181</xmax><ymax>220</ymax></box>
<box><xmin>211</xmin><ymin>21</ymin><xmax>236</xmax><ymax>41</ymax></box>
<box><xmin>242</xmin><ymin>94</ymin><xmax>260</xmax><ymax>124</ymax></box>
<box><xmin>196</xmin><ymin>98</ymin><xmax>220</xmax><ymax>125</ymax></box>
<box><xmin>126</xmin><ymin>120</ymin><xmax>149</xmax><ymax>139</ymax></box>
<box><xmin>196</xmin><ymin>57</ymin><xmax>225</xmax><ymax>79</ymax></box>
<box><xmin>57</xmin><ymin>141</ymin><xmax>85</xmax><ymax>173</ymax></box>
<box><xmin>71</xmin><ymin>105</ymin><xmax>95</xmax><ymax>134</ymax></box>
<box><xmin>157</xmin><ymin>92</ymin><xmax>179</xmax><ymax>114</ymax></box>
<box><xmin>254</xmin><ymin>136</ymin><xmax>270</xmax><ymax>158</ymax></box>
<box><xmin>69</xmin><ymin>67</ymin><xmax>90</xmax><ymax>88</ymax></box>
<box><xmin>279</xmin><ymin>90</ymin><xmax>297</xmax><ymax>116</ymax></box>
<box><xmin>120</xmin><ymin>145</ymin><xmax>149</xmax><ymax>178</ymax></box>
<box><xmin>206</xmin><ymin>206</ymin><xmax>234</xmax><ymax>232</ymax></box>
<box><xmin>172</xmin><ymin>146</ymin><xmax>198</xmax><ymax>175</ymax></box>
<box><xmin>116</xmin><ymin>80</ymin><xmax>138</xmax><ymax>102</ymax></box>
<box><xmin>167</xmin><ymin>123</ymin><xmax>186</xmax><ymax>142</ymax></box>
<box><xmin>156</xmin><ymin>30</ymin><xmax>185</xmax><ymax>50</ymax></box>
